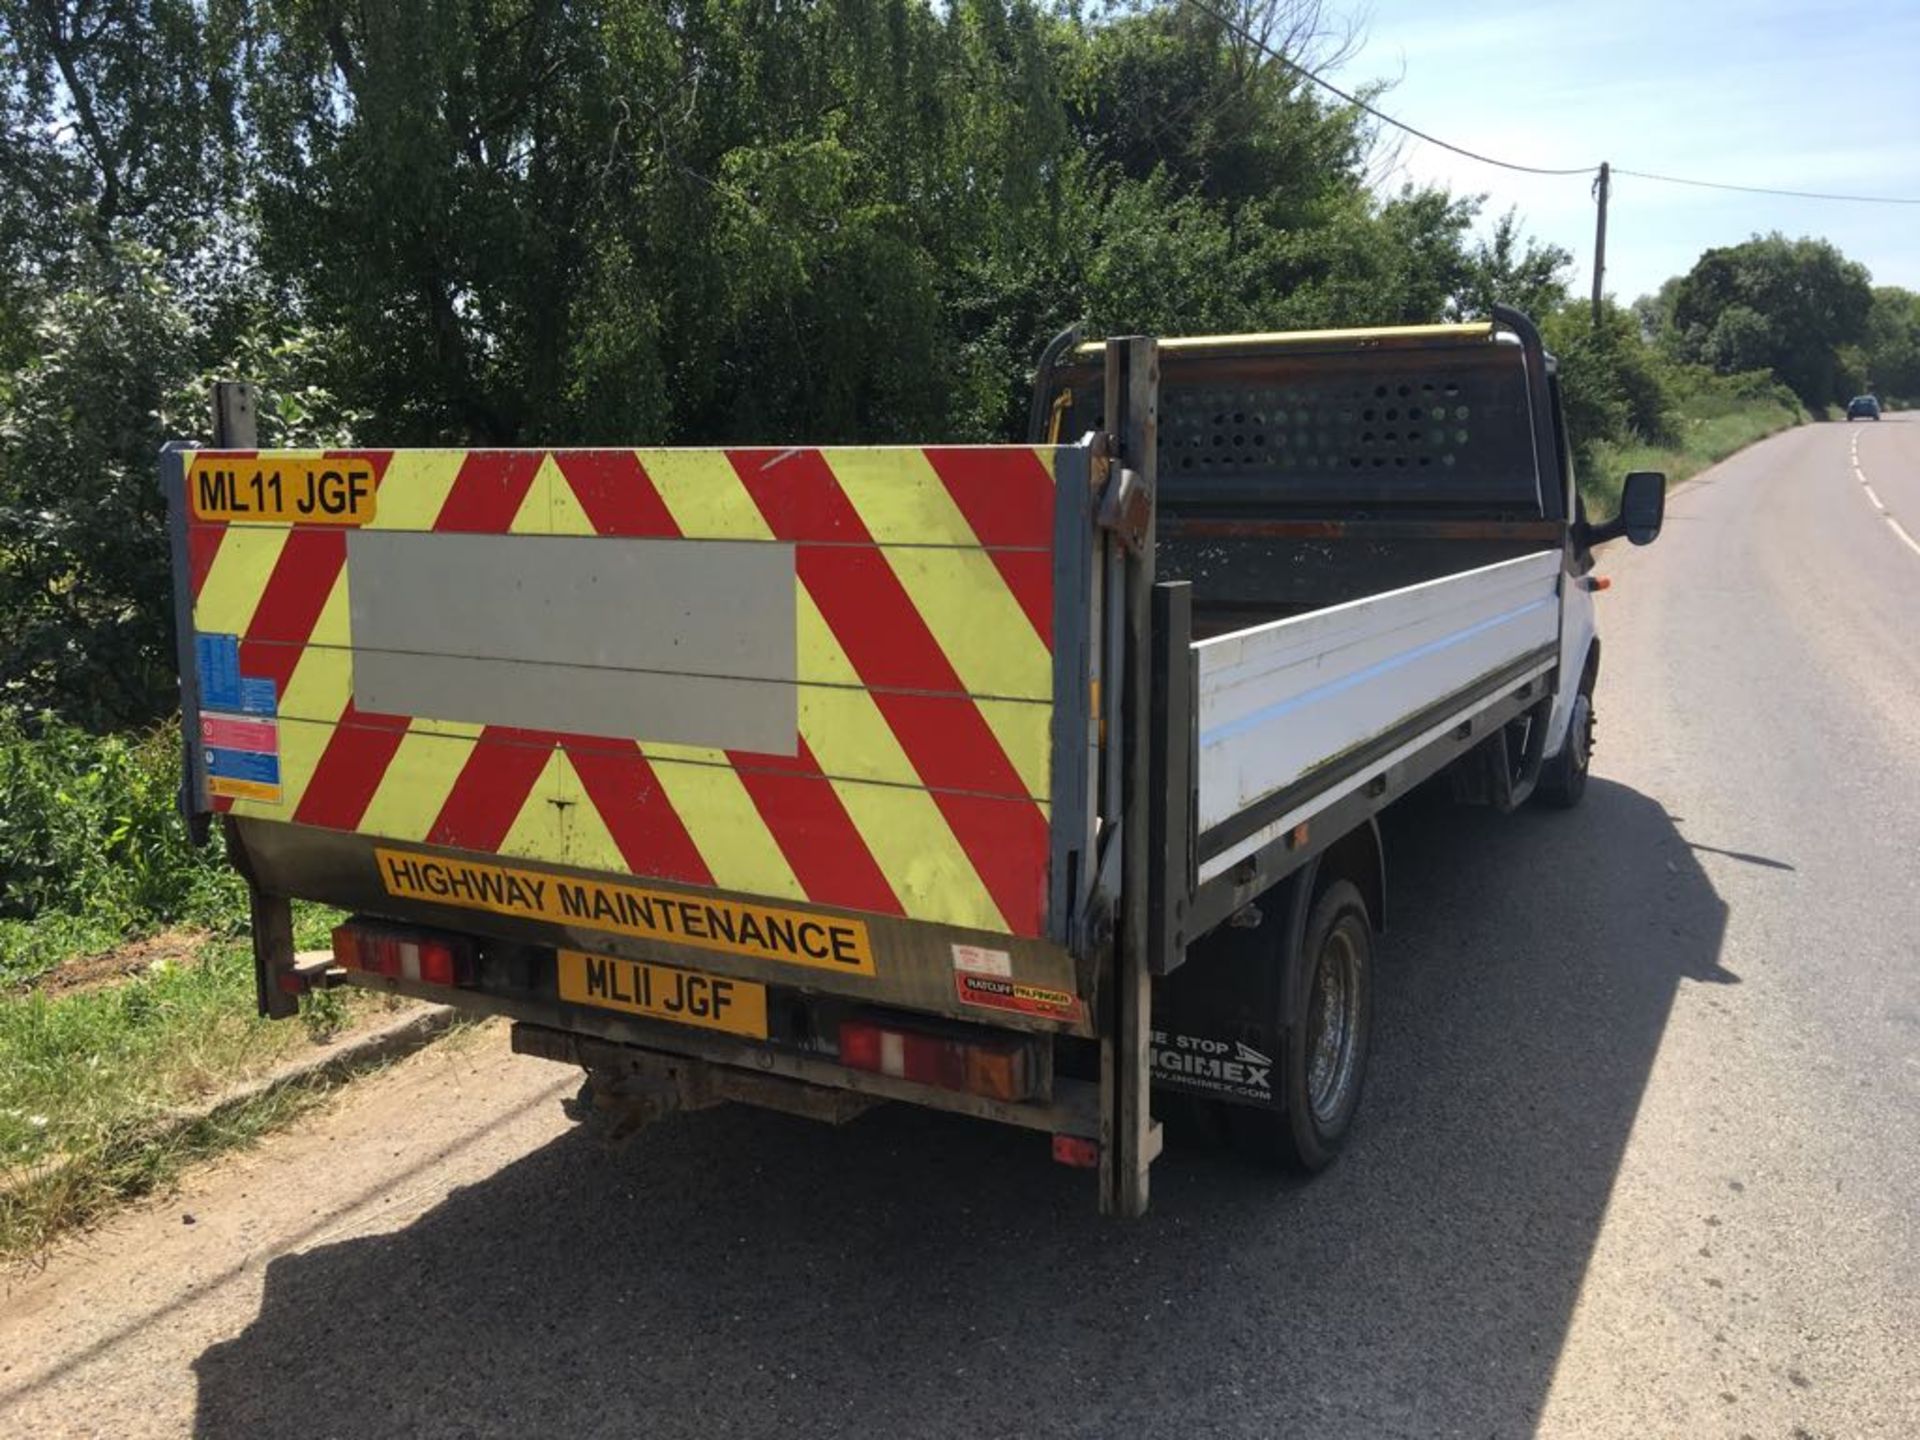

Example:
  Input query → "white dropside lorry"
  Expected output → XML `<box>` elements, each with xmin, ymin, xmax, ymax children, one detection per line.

<box><xmin>166</xmin><ymin>307</ymin><xmax>1662</xmax><ymax>1214</ymax></box>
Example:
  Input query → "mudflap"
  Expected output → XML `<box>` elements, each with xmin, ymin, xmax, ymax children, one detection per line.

<box><xmin>1149</xmin><ymin>871</ymin><xmax>1305</xmax><ymax>1114</ymax></box>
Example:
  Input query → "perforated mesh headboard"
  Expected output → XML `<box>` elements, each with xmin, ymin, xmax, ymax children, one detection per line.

<box><xmin>1051</xmin><ymin>330</ymin><xmax>1544</xmax><ymax>515</ymax></box>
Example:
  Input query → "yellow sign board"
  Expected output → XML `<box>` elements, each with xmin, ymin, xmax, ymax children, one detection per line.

<box><xmin>188</xmin><ymin>455</ymin><xmax>377</xmax><ymax>525</ymax></box>
<box><xmin>374</xmin><ymin>848</ymin><xmax>876</xmax><ymax>977</ymax></box>
<box><xmin>557</xmin><ymin>950</ymin><xmax>769</xmax><ymax>1038</ymax></box>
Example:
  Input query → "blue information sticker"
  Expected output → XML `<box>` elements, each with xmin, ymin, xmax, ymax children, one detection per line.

<box><xmin>204</xmin><ymin>747</ymin><xmax>282</xmax><ymax>785</ymax></box>
<box><xmin>195</xmin><ymin>633</ymin><xmax>243</xmax><ymax>711</ymax></box>
<box><xmin>238</xmin><ymin>676</ymin><xmax>279</xmax><ymax>716</ymax></box>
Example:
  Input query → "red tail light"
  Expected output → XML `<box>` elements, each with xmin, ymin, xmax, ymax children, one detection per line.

<box><xmin>839</xmin><ymin>1021</ymin><xmax>884</xmax><ymax>1073</ymax></box>
<box><xmin>836</xmin><ymin>1018</ymin><xmax>1039</xmax><ymax>1102</ymax></box>
<box><xmin>1051</xmin><ymin>1135</ymin><xmax>1100</xmax><ymax>1169</ymax></box>
<box><xmin>331</xmin><ymin>921</ymin><xmax>474</xmax><ymax>987</ymax></box>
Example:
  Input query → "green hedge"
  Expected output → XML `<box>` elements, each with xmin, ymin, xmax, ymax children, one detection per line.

<box><xmin>0</xmin><ymin>715</ymin><xmax>245</xmax><ymax>982</ymax></box>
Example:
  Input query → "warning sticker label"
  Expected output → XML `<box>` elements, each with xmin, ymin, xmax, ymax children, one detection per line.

<box><xmin>950</xmin><ymin>944</ymin><xmax>1012</xmax><ymax>978</ymax></box>
<box><xmin>196</xmin><ymin>633</ymin><xmax>241</xmax><ymax>709</ymax></box>
<box><xmin>194</xmin><ymin>633</ymin><xmax>278</xmax><ymax>716</ymax></box>
<box><xmin>201</xmin><ymin>707</ymin><xmax>282</xmax><ymax>804</ymax></box>
<box><xmin>209</xmin><ymin>776</ymin><xmax>283</xmax><ymax>803</ymax></box>
<box><xmin>199</xmin><ymin>712</ymin><xmax>278</xmax><ymax>753</ymax></box>
<box><xmin>375</xmin><ymin>849</ymin><xmax>875</xmax><ymax>977</ymax></box>
<box><xmin>953</xmin><ymin>972</ymin><xmax>1084</xmax><ymax>1023</ymax></box>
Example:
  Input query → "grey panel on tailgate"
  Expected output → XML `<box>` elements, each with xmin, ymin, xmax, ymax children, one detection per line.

<box><xmin>347</xmin><ymin>532</ymin><xmax>798</xmax><ymax>754</ymax></box>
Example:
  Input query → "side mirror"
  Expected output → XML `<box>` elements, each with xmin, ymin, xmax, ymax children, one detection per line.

<box><xmin>1616</xmin><ymin>470</ymin><xmax>1665</xmax><ymax>546</ymax></box>
<box><xmin>1578</xmin><ymin>470</ymin><xmax>1666</xmax><ymax>549</ymax></box>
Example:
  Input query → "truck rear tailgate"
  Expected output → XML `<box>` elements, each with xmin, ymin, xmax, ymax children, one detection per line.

<box><xmin>169</xmin><ymin>443</ymin><xmax>1096</xmax><ymax>1028</ymax></box>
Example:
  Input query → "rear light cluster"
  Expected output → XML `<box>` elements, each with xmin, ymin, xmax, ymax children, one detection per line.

<box><xmin>331</xmin><ymin>921</ymin><xmax>475</xmax><ymax>987</ymax></box>
<box><xmin>837</xmin><ymin>1018</ymin><xmax>1039</xmax><ymax>1102</ymax></box>
<box><xmin>1051</xmin><ymin>1135</ymin><xmax>1100</xmax><ymax>1169</ymax></box>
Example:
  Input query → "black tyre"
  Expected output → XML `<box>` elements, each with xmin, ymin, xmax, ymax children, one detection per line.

<box><xmin>1537</xmin><ymin>683</ymin><xmax>1593</xmax><ymax>809</ymax></box>
<box><xmin>1231</xmin><ymin>879</ymin><xmax>1375</xmax><ymax>1172</ymax></box>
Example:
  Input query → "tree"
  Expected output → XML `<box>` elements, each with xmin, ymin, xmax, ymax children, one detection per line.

<box><xmin>0</xmin><ymin>3</ymin><xmax>260</xmax><ymax>725</ymax></box>
<box><xmin>1450</xmin><ymin>208</ymin><xmax>1570</xmax><ymax>323</ymax></box>
<box><xmin>1864</xmin><ymin>286</ymin><xmax>1920</xmax><ymax>402</ymax></box>
<box><xmin>1</xmin><ymin>0</ymin><xmax>1576</xmax><ymax>726</ymax></box>
<box><xmin>1630</xmin><ymin>275</ymin><xmax>1682</xmax><ymax>347</ymax></box>
<box><xmin>1067</xmin><ymin>0</ymin><xmax>1365</xmax><ymax>216</ymax></box>
<box><xmin>1667</xmin><ymin>234</ymin><xmax>1872</xmax><ymax>408</ymax></box>
<box><xmin>1542</xmin><ymin>298</ymin><xmax>1676</xmax><ymax>475</ymax></box>
<box><xmin>0</xmin><ymin>1</ymin><xmax>241</xmax><ymax>266</ymax></box>
<box><xmin>0</xmin><ymin>245</ymin><xmax>196</xmax><ymax>725</ymax></box>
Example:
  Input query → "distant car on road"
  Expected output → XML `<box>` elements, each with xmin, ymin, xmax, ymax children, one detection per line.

<box><xmin>1847</xmin><ymin>395</ymin><xmax>1882</xmax><ymax>420</ymax></box>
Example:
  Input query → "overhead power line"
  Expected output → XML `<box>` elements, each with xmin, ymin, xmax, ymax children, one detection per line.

<box><xmin>1610</xmin><ymin>167</ymin><xmax>1920</xmax><ymax>206</ymax></box>
<box><xmin>1181</xmin><ymin>0</ymin><xmax>1920</xmax><ymax>206</ymax></box>
<box><xmin>1178</xmin><ymin>0</ymin><xmax>1594</xmax><ymax>176</ymax></box>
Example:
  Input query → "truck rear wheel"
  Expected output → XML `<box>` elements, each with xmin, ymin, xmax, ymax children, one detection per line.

<box><xmin>1232</xmin><ymin>879</ymin><xmax>1374</xmax><ymax>1172</ymax></box>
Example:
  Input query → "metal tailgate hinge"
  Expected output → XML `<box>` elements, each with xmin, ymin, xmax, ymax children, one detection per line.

<box><xmin>1078</xmin><ymin>818</ymin><xmax>1124</xmax><ymax>954</ymax></box>
<box><xmin>1092</xmin><ymin>431</ymin><xmax>1154</xmax><ymax>557</ymax></box>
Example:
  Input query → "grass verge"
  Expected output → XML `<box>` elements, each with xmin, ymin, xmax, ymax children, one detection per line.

<box><xmin>0</xmin><ymin>711</ymin><xmax>416</xmax><ymax>1258</ymax></box>
<box><xmin>1582</xmin><ymin>396</ymin><xmax>1807</xmax><ymax>512</ymax></box>
<box><xmin>1</xmin><ymin>713</ymin><xmax>252</xmax><ymax>988</ymax></box>
<box><xmin>0</xmin><ymin>935</ymin><xmax>407</xmax><ymax>1260</ymax></box>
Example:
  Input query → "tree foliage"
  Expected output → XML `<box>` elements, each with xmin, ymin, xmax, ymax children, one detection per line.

<box><xmin>0</xmin><ymin>245</ymin><xmax>196</xmax><ymax>725</ymax></box>
<box><xmin>1543</xmin><ymin>298</ymin><xmax>1677</xmax><ymax>473</ymax></box>
<box><xmin>6</xmin><ymin>0</ymin><xmax>1586</xmax><ymax>727</ymax></box>
<box><xmin>1451</xmin><ymin>209</ymin><xmax>1571</xmax><ymax>325</ymax></box>
<box><xmin>0</xmin><ymin>0</ymin><xmax>1880</xmax><ymax>735</ymax></box>
<box><xmin>235</xmin><ymin>0</ymin><xmax>1530</xmax><ymax>447</ymax></box>
<box><xmin>1665</xmin><ymin>233</ymin><xmax>1873</xmax><ymax>408</ymax></box>
<box><xmin>1863</xmin><ymin>286</ymin><xmax>1920</xmax><ymax>402</ymax></box>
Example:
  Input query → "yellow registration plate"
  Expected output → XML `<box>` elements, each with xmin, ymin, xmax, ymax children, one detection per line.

<box><xmin>556</xmin><ymin>950</ymin><xmax>768</xmax><ymax>1039</ymax></box>
<box><xmin>189</xmin><ymin>455</ymin><xmax>378</xmax><ymax>525</ymax></box>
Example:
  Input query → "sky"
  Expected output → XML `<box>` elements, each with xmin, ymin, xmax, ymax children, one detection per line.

<box><xmin>1331</xmin><ymin>0</ymin><xmax>1920</xmax><ymax>302</ymax></box>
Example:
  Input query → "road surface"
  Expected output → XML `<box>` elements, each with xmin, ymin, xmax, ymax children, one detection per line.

<box><xmin>4</xmin><ymin>419</ymin><xmax>1918</xmax><ymax>1438</ymax></box>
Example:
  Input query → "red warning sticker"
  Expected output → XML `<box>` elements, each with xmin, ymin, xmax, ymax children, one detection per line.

<box><xmin>954</xmin><ymin>972</ymin><xmax>1084</xmax><ymax>1024</ymax></box>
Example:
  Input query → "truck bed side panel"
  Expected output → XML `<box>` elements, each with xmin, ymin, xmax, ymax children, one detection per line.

<box><xmin>1193</xmin><ymin>550</ymin><xmax>1562</xmax><ymax>879</ymax></box>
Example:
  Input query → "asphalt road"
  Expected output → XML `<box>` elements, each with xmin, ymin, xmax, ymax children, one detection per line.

<box><xmin>4</xmin><ymin>418</ymin><xmax>1918</xmax><ymax>1438</ymax></box>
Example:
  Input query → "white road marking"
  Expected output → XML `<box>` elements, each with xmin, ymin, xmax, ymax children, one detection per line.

<box><xmin>1850</xmin><ymin>433</ymin><xmax>1919</xmax><ymax>558</ymax></box>
<box><xmin>1887</xmin><ymin>514</ymin><xmax>1920</xmax><ymax>558</ymax></box>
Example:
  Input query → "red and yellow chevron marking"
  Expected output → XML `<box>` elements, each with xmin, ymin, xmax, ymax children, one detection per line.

<box><xmin>181</xmin><ymin>446</ymin><xmax>1063</xmax><ymax>938</ymax></box>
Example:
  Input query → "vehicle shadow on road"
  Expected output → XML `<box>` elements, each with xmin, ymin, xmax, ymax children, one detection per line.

<box><xmin>192</xmin><ymin>779</ymin><xmax>1733</xmax><ymax>1439</ymax></box>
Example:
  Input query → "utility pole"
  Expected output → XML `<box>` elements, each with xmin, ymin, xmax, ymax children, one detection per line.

<box><xmin>1591</xmin><ymin>161</ymin><xmax>1610</xmax><ymax>327</ymax></box>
